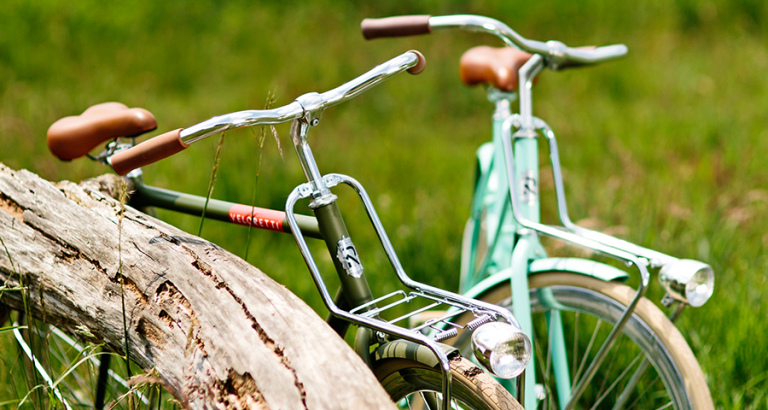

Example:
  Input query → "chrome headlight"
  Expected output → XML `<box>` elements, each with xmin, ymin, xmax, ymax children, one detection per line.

<box><xmin>471</xmin><ymin>322</ymin><xmax>531</xmax><ymax>379</ymax></box>
<box><xmin>659</xmin><ymin>259</ymin><xmax>714</xmax><ymax>307</ymax></box>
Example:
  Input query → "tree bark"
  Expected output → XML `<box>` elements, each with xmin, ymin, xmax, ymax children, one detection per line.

<box><xmin>0</xmin><ymin>164</ymin><xmax>393</xmax><ymax>409</ymax></box>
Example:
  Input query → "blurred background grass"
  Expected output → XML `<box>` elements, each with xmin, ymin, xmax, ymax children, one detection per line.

<box><xmin>1</xmin><ymin>0</ymin><xmax>767</xmax><ymax>408</ymax></box>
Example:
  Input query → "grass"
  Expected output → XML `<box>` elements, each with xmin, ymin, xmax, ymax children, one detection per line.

<box><xmin>0</xmin><ymin>0</ymin><xmax>767</xmax><ymax>408</ymax></box>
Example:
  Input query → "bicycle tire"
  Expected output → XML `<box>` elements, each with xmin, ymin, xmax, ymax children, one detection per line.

<box><xmin>373</xmin><ymin>356</ymin><xmax>523</xmax><ymax>410</ymax></box>
<box><xmin>450</xmin><ymin>272</ymin><xmax>713</xmax><ymax>410</ymax></box>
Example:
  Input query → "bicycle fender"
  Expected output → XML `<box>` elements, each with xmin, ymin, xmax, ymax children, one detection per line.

<box><xmin>462</xmin><ymin>257</ymin><xmax>629</xmax><ymax>300</ymax></box>
<box><xmin>373</xmin><ymin>340</ymin><xmax>459</xmax><ymax>369</ymax></box>
<box><xmin>529</xmin><ymin>257</ymin><xmax>629</xmax><ymax>281</ymax></box>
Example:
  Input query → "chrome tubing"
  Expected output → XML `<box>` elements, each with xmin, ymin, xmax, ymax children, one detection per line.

<box><xmin>180</xmin><ymin>102</ymin><xmax>303</xmax><ymax>145</ymax></box>
<box><xmin>428</xmin><ymin>14</ymin><xmax>627</xmax><ymax>69</ymax></box>
<box><xmin>536</xmin><ymin>120</ymin><xmax>681</xmax><ymax>268</ymax></box>
<box><xmin>178</xmin><ymin>51</ymin><xmax>423</xmax><ymax>146</ymax></box>
<box><xmin>286</xmin><ymin>173</ymin><xmax>532</xmax><ymax>409</ymax></box>
<box><xmin>290</xmin><ymin>119</ymin><xmax>331</xmax><ymax>197</ymax></box>
<box><xmin>317</xmin><ymin>51</ymin><xmax>421</xmax><ymax>109</ymax></box>
<box><xmin>516</xmin><ymin>114</ymin><xmax>715</xmax><ymax>307</ymax></box>
<box><xmin>518</xmin><ymin>55</ymin><xmax>544</xmax><ymax>131</ymax></box>
<box><xmin>515</xmin><ymin>111</ymin><xmax>714</xmax><ymax>308</ymax></box>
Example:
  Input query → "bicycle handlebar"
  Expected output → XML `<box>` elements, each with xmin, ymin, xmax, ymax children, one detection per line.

<box><xmin>110</xmin><ymin>50</ymin><xmax>425</xmax><ymax>175</ymax></box>
<box><xmin>362</xmin><ymin>15</ymin><xmax>627</xmax><ymax>70</ymax></box>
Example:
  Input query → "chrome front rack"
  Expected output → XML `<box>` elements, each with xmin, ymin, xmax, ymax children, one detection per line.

<box><xmin>285</xmin><ymin>172</ymin><xmax>522</xmax><ymax>335</ymax></box>
<box><xmin>284</xmin><ymin>172</ymin><xmax>526</xmax><ymax>409</ymax></box>
<box><xmin>349</xmin><ymin>289</ymin><xmax>497</xmax><ymax>342</ymax></box>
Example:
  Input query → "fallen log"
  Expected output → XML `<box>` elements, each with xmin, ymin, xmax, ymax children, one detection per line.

<box><xmin>0</xmin><ymin>164</ymin><xmax>393</xmax><ymax>409</ymax></box>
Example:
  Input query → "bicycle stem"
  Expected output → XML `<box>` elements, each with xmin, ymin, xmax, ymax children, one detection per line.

<box><xmin>517</xmin><ymin>55</ymin><xmax>544</xmax><ymax>132</ymax></box>
<box><xmin>290</xmin><ymin>118</ymin><xmax>332</xmax><ymax>199</ymax></box>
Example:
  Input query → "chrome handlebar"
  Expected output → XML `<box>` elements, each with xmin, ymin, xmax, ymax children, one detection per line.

<box><xmin>179</xmin><ymin>51</ymin><xmax>424</xmax><ymax>146</ymax></box>
<box><xmin>318</xmin><ymin>51</ymin><xmax>423</xmax><ymax>108</ymax></box>
<box><xmin>180</xmin><ymin>102</ymin><xmax>303</xmax><ymax>145</ymax></box>
<box><xmin>429</xmin><ymin>15</ymin><xmax>627</xmax><ymax>70</ymax></box>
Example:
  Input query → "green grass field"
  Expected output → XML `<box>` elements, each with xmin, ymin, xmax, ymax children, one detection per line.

<box><xmin>1</xmin><ymin>0</ymin><xmax>767</xmax><ymax>408</ymax></box>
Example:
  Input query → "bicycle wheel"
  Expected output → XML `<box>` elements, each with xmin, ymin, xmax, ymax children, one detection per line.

<box><xmin>450</xmin><ymin>272</ymin><xmax>713</xmax><ymax>410</ymax></box>
<box><xmin>373</xmin><ymin>355</ymin><xmax>523</xmax><ymax>410</ymax></box>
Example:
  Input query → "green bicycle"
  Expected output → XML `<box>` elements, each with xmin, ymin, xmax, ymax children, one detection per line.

<box><xmin>35</xmin><ymin>50</ymin><xmax>532</xmax><ymax>409</ymax></box>
<box><xmin>362</xmin><ymin>14</ymin><xmax>715</xmax><ymax>410</ymax></box>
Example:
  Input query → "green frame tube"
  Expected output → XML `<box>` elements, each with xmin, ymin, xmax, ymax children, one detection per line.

<box><xmin>129</xmin><ymin>178</ymin><xmax>322</xmax><ymax>239</ymax></box>
<box><xmin>312</xmin><ymin>201</ymin><xmax>376</xmax><ymax>311</ymax></box>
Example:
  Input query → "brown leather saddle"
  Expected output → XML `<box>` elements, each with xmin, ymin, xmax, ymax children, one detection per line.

<box><xmin>459</xmin><ymin>46</ymin><xmax>536</xmax><ymax>91</ymax></box>
<box><xmin>47</xmin><ymin>102</ymin><xmax>157</xmax><ymax>160</ymax></box>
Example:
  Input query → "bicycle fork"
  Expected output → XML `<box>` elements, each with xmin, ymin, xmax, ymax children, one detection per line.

<box><xmin>503</xmin><ymin>55</ymin><xmax>652</xmax><ymax>409</ymax></box>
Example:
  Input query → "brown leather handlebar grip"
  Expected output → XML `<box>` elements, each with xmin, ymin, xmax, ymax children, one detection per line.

<box><xmin>110</xmin><ymin>129</ymin><xmax>187</xmax><ymax>176</ymax></box>
<box><xmin>47</xmin><ymin>104</ymin><xmax>157</xmax><ymax>160</ymax></box>
<box><xmin>361</xmin><ymin>15</ymin><xmax>432</xmax><ymax>40</ymax></box>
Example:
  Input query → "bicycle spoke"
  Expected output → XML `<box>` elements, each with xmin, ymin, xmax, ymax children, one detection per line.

<box><xmin>612</xmin><ymin>356</ymin><xmax>651</xmax><ymax>410</ymax></box>
<box><xmin>545</xmin><ymin>313</ymin><xmax>553</xmax><ymax>383</ymax></box>
<box><xmin>589</xmin><ymin>353</ymin><xmax>642</xmax><ymax>410</ymax></box>
<box><xmin>625</xmin><ymin>373</ymin><xmax>662</xmax><ymax>410</ymax></box>
<box><xmin>571</xmin><ymin>319</ymin><xmax>602</xmax><ymax>390</ymax></box>
<box><xmin>422</xmin><ymin>391</ymin><xmax>440</xmax><ymax>409</ymax></box>
<box><xmin>572</xmin><ymin>311</ymin><xmax>579</xmax><ymax>379</ymax></box>
<box><xmin>533</xmin><ymin>331</ymin><xmax>555</xmax><ymax>409</ymax></box>
<box><xmin>595</xmin><ymin>336</ymin><xmax>626</xmax><ymax>399</ymax></box>
<box><xmin>12</xmin><ymin>323</ymin><xmax>73</xmax><ymax>410</ymax></box>
<box><xmin>48</xmin><ymin>331</ymin><xmax>95</xmax><ymax>403</ymax></box>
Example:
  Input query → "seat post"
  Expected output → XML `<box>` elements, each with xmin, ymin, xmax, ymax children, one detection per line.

<box><xmin>487</xmin><ymin>87</ymin><xmax>516</xmax><ymax>119</ymax></box>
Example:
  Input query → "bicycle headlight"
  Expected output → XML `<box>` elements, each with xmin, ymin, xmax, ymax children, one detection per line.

<box><xmin>471</xmin><ymin>322</ymin><xmax>531</xmax><ymax>379</ymax></box>
<box><xmin>659</xmin><ymin>259</ymin><xmax>714</xmax><ymax>307</ymax></box>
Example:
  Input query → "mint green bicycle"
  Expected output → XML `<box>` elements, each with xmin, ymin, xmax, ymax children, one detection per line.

<box><xmin>362</xmin><ymin>14</ymin><xmax>715</xmax><ymax>410</ymax></box>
